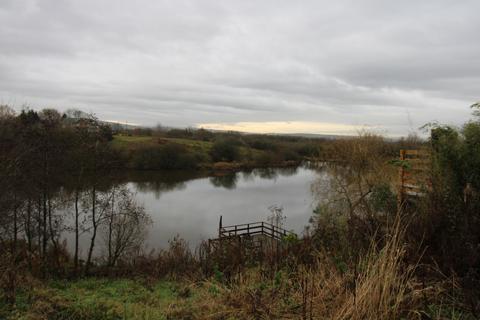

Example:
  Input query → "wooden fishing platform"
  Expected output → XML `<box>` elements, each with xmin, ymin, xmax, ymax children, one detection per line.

<box><xmin>219</xmin><ymin>221</ymin><xmax>295</xmax><ymax>241</ymax></box>
<box><xmin>207</xmin><ymin>216</ymin><xmax>296</xmax><ymax>256</ymax></box>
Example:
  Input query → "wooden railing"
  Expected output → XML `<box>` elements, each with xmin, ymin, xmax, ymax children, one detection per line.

<box><xmin>219</xmin><ymin>221</ymin><xmax>295</xmax><ymax>241</ymax></box>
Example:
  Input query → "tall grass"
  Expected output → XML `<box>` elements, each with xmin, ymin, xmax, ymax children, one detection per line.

<box><xmin>165</xmin><ymin>215</ymin><xmax>422</xmax><ymax>319</ymax></box>
<box><xmin>5</xmin><ymin>216</ymin><xmax>471</xmax><ymax>319</ymax></box>
<box><xmin>332</xmin><ymin>219</ymin><xmax>415</xmax><ymax>319</ymax></box>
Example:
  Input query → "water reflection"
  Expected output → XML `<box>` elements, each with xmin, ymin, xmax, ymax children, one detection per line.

<box><xmin>135</xmin><ymin>181</ymin><xmax>188</xmax><ymax>199</ymax></box>
<box><xmin>123</xmin><ymin>166</ymin><xmax>304</xmax><ymax>196</ymax></box>
<box><xmin>276</xmin><ymin>166</ymin><xmax>299</xmax><ymax>176</ymax></box>
<box><xmin>125</xmin><ymin>170</ymin><xmax>207</xmax><ymax>199</ymax></box>
<box><xmin>209</xmin><ymin>174</ymin><xmax>238</xmax><ymax>189</ymax></box>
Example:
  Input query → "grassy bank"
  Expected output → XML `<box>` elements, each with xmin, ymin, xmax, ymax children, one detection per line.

<box><xmin>3</xmin><ymin>222</ymin><xmax>472</xmax><ymax>320</ymax></box>
<box><xmin>111</xmin><ymin>134</ymin><xmax>317</xmax><ymax>171</ymax></box>
<box><xmin>111</xmin><ymin>135</ymin><xmax>213</xmax><ymax>153</ymax></box>
<box><xmin>3</xmin><ymin>278</ymin><xmax>178</xmax><ymax>319</ymax></box>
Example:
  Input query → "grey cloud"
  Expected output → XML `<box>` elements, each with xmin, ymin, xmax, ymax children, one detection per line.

<box><xmin>0</xmin><ymin>0</ymin><xmax>478</xmax><ymax>136</ymax></box>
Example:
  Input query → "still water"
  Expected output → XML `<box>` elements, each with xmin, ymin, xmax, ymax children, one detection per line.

<box><xmin>71</xmin><ymin>165</ymin><xmax>322</xmax><ymax>253</ymax></box>
<box><xmin>136</xmin><ymin>166</ymin><xmax>320</xmax><ymax>250</ymax></box>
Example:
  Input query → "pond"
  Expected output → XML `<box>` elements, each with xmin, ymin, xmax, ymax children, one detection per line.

<box><xmin>68</xmin><ymin>165</ymin><xmax>324</xmax><ymax>254</ymax></box>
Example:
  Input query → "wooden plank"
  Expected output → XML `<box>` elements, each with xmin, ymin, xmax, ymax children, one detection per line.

<box><xmin>405</xmin><ymin>190</ymin><xmax>426</xmax><ymax>197</ymax></box>
<box><xmin>404</xmin><ymin>149</ymin><xmax>430</xmax><ymax>156</ymax></box>
<box><xmin>405</xmin><ymin>158</ymin><xmax>430</xmax><ymax>164</ymax></box>
<box><xmin>403</xmin><ymin>181</ymin><xmax>422</xmax><ymax>187</ymax></box>
<box><xmin>407</xmin><ymin>166</ymin><xmax>430</xmax><ymax>172</ymax></box>
<box><xmin>403</xmin><ymin>184</ymin><xmax>423</xmax><ymax>189</ymax></box>
<box><xmin>222</xmin><ymin>222</ymin><xmax>263</xmax><ymax>229</ymax></box>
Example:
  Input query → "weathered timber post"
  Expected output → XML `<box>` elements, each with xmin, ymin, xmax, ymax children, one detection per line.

<box><xmin>219</xmin><ymin>215</ymin><xmax>223</xmax><ymax>238</ymax></box>
<box><xmin>397</xmin><ymin>150</ymin><xmax>406</xmax><ymax>207</ymax></box>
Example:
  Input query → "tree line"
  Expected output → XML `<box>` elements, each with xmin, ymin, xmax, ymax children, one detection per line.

<box><xmin>0</xmin><ymin>106</ymin><xmax>151</xmax><ymax>300</ymax></box>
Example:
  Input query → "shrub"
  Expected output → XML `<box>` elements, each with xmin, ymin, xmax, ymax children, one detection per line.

<box><xmin>248</xmin><ymin>139</ymin><xmax>277</xmax><ymax>151</ymax></box>
<box><xmin>252</xmin><ymin>152</ymin><xmax>281</xmax><ymax>166</ymax></box>
<box><xmin>296</xmin><ymin>143</ymin><xmax>321</xmax><ymax>157</ymax></box>
<box><xmin>131</xmin><ymin>143</ymin><xmax>203</xmax><ymax>170</ymax></box>
<box><xmin>279</xmin><ymin>148</ymin><xmax>301</xmax><ymax>161</ymax></box>
<box><xmin>210</xmin><ymin>138</ymin><xmax>241</xmax><ymax>162</ymax></box>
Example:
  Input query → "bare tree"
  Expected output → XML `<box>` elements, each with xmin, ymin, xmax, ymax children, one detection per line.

<box><xmin>103</xmin><ymin>186</ymin><xmax>151</xmax><ymax>268</ymax></box>
<box><xmin>0</xmin><ymin>105</ymin><xmax>15</xmax><ymax>119</ymax></box>
<box><xmin>312</xmin><ymin>132</ymin><xmax>396</xmax><ymax>258</ymax></box>
<box><xmin>316</xmin><ymin>133</ymin><xmax>394</xmax><ymax>217</ymax></box>
<box><xmin>84</xmin><ymin>187</ymin><xmax>112</xmax><ymax>275</ymax></box>
<box><xmin>73</xmin><ymin>189</ymin><xmax>81</xmax><ymax>272</ymax></box>
<box><xmin>267</xmin><ymin>205</ymin><xmax>286</xmax><ymax>229</ymax></box>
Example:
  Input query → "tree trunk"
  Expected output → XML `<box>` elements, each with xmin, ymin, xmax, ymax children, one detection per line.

<box><xmin>42</xmin><ymin>191</ymin><xmax>48</xmax><ymax>276</ymax></box>
<box><xmin>26</xmin><ymin>199</ymin><xmax>32</xmax><ymax>270</ymax></box>
<box><xmin>42</xmin><ymin>144</ymin><xmax>49</xmax><ymax>276</ymax></box>
<box><xmin>74</xmin><ymin>190</ymin><xmax>79</xmax><ymax>273</ymax></box>
<box><xmin>12</xmin><ymin>196</ymin><xmax>17</xmax><ymax>257</ymax></box>
<box><xmin>26</xmin><ymin>199</ymin><xmax>32</xmax><ymax>252</ymax></box>
<box><xmin>47</xmin><ymin>197</ymin><xmax>60</xmax><ymax>268</ymax></box>
<box><xmin>107</xmin><ymin>188</ymin><xmax>115</xmax><ymax>267</ymax></box>
<box><xmin>85</xmin><ymin>186</ymin><xmax>96</xmax><ymax>275</ymax></box>
<box><xmin>37</xmin><ymin>198</ymin><xmax>42</xmax><ymax>257</ymax></box>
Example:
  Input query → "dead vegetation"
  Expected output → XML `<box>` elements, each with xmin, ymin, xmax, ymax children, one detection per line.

<box><xmin>162</xmin><ymin>217</ymin><xmax>435</xmax><ymax>320</ymax></box>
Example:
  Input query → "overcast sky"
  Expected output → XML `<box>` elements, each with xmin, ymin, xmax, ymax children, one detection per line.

<box><xmin>1</xmin><ymin>0</ymin><xmax>479</xmax><ymax>136</ymax></box>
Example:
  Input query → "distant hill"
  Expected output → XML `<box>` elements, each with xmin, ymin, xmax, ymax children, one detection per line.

<box><xmin>101</xmin><ymin>121</ymin><xmax>353</xmax><ymax>140</ymax></box>
<box><xmin>270</xmin><ymin>133</ymin><xmax>354</xmax><ymax>140</ymax></box>
<box><xmin>102</xmin><ymin>120</ymin><xmax>142</xmax><ymax>130</ymax></box>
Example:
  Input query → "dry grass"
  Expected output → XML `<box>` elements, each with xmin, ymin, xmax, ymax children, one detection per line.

<box><xmin>164</xmin><ymin>216</ymin><xmax>425</xmax><ymax>320</ymax></box>
<box><xmin>332</xmin><ymin>221</ymin><xmax>415</xmax><ymax>320</ymax></box>
<box><xmin>4</xmin><ymin>225</ymin><xmax>470</xmax><ymax>319</ymax></box>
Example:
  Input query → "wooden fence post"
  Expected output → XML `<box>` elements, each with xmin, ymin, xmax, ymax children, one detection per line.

<box><xmin>219</xmin><ymin>215</ymin><xmax>222</xmax><ymax>238</ymax></box>
<box><xmin>398</xmin><ymin>150</ymin><xmax>406</xmax><ymax>207</ymax></box>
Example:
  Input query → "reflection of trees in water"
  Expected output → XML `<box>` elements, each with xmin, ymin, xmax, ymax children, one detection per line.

<box><xmin>45</xmin><ymin>166</ymin><xmax>313</xmax><ymax>207</ymax></box>
<box><xmin>303</xmin><ymin>161</ymin><xmax>327</xmax><ymax>173</ymax></box>
<box><xmin>54</xmin><ymin>170</ymin><xmax>209</xmax><ymax>201</ymax></box>
<box><xmin>134</xmin><ymin>181</ymin><xmax>187</xmax><ymax>199</ymax></box>
<box><xmin>245</xmin><ymin>166</ymin><xmax>302</xmax><ymax>181</ymax></box>
<box><xmin>36</xmin><ymin>167</ymin><xmax>312</xmax><ymax>202</ymax></box>
<box><xmin>123</xmin><ymin>170</ymin><xmax>207</xmax><ymax>199</ymax></box>
<box><xmin>296</xmin><ymin>163</ymin><xmax>329</xmax><ymax>201</ymax></box>
<box><xmin>241</xmin><ymin>170</ymin><xmax>255</xmax><ymax>182</ymax></box>
<box><xmin>253</xmin><ymin>168</ymin><xmax>279</xmax><ymax>180</ymax></box>
<box><xmin>276</xmin><ymin>166</ymin><xmax>299</xmax><ymax>177</ymax></box>
<box><xmin>209</xmin><ymin>173</ymin><xmax>238</xmax><ymax>189</ymax></box>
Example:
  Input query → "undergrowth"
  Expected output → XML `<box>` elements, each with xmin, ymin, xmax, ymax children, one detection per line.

<box><xmin>3</xmin><ymin>217</ymin><xmax>473</xmax><ymax>320</ymax></box>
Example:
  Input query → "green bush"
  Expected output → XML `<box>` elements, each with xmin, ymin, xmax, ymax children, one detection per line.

<box><xmin>368</xmin><ymin>183</ymin><xmax>397</xmax><ymax>214</ymax></box>
<box><xmin>252</xmin><ymin>152</ymin><xmax>281</xmax><ymax>166</ymax></box>
<box><xmin>248</xmin><ymin>139</ymin><xmax>277</xmax><ymax>151</ymax></box>
<box><xmin>131</xmin><ymin>143</ymin><xmax>204</xmax><ymax>170</ymax></box>
<box><xmin>210</xmin><ymin>138</ymin><xmax>241</xmax><ymax>162</ymax></box>
<box><xmin>279</xmin><ymin>148</ymin><xmax>301</xmax><ymax>161</ymax></box>
<box><xmin>295</xmin><ymin>143</ymin><xmax>321</xmax><ymax>157</ymax></box>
